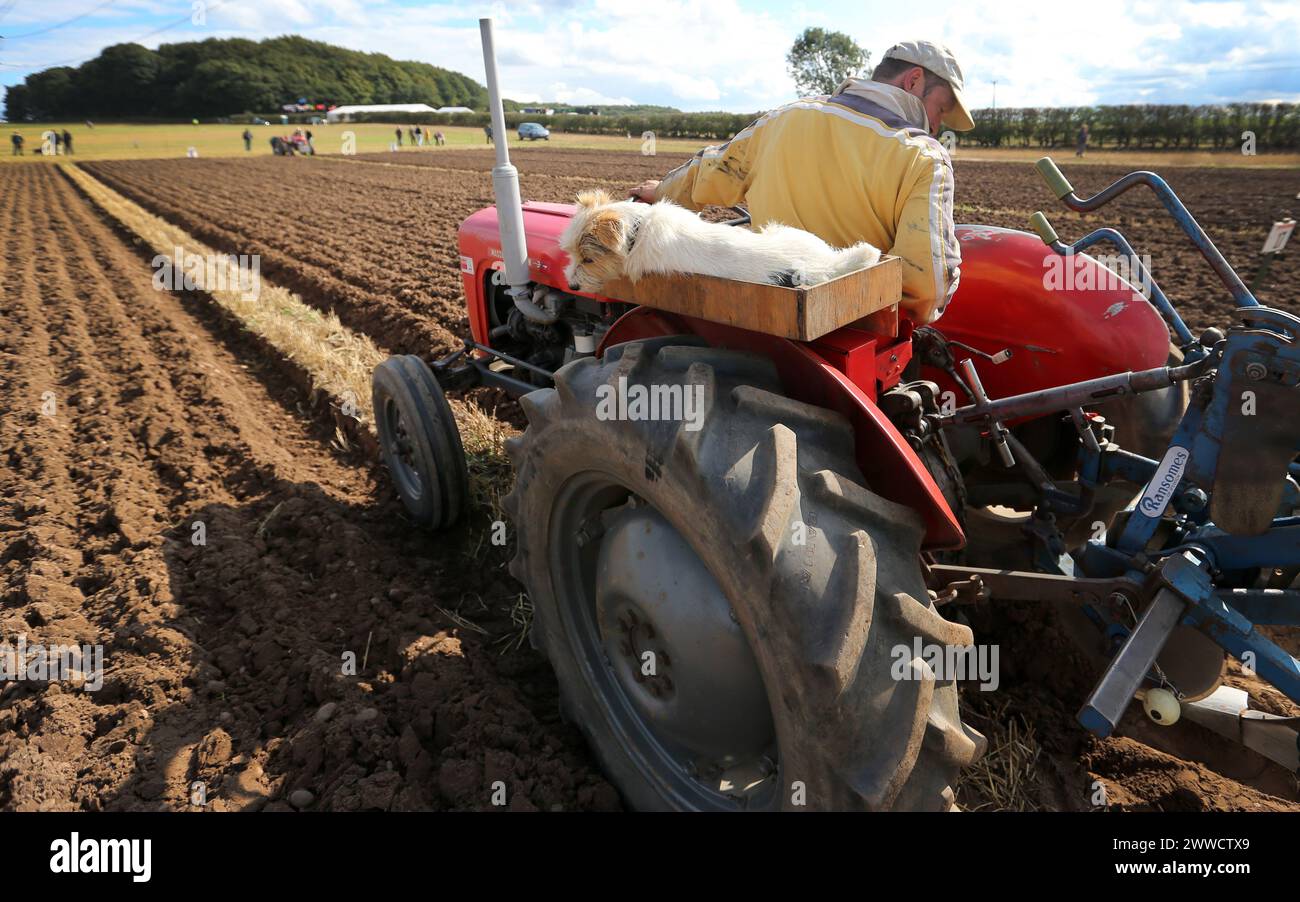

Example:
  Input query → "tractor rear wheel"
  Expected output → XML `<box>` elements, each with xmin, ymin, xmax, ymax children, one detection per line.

<box><xmin>504</xmin><ymin>339</ymin><xmax>985</xmax><ymax>810</ymax></box>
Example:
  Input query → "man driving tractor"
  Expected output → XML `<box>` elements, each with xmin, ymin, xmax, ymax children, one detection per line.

<box><xmin>634</xmin><ymin>40</ymin><xmax>974</xmax><ymax>324</ymax></box>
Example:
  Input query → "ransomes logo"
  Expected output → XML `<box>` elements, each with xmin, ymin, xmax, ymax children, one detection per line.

<box><xmin>1139</xmin><ymin>446</ymin><xmax>1190</xmax><ymax>516</ymax></box>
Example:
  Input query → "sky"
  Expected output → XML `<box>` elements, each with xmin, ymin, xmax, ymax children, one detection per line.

<box><xmin>2</xmin><ymin>0</ymin><xmax>1299</xmax><ymax>117</ymax></box>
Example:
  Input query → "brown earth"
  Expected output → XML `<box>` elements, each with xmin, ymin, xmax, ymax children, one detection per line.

<box><xmin>351</xmin><ymin>146</ymin><xmax>696</xmax><ymax>185</ymax></box>
<box><xmin>0</xmin><ymin>163</ymin><xmax>617</xmax><ymax>811</ymax></box>
<box><xmin>78</xmin><ymin>152</ymin><xmax>687</xmax><ymax>362</ymax></box>
<box><xmin>6</xmin><ymin>146</ymin><xmax>1299</xmax><ymax>811</ymax></box>
<box><xmin>83</xmin><ymin>151</ymin><xmax>1298</xmax><ymax>349</ymax></box>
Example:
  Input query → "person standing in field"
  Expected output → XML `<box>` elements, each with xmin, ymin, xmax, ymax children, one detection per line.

<box><xmin>11</xmin><ymin>132</ymin><xmax>23</xmax><ymax>155</ymax></box>
<box><xmin>395</xmin><ymin>126</ymin><xmax>403</xmax><ymax>147</ymax></box>
<box><xmin>243</xmin><ymin>128</ymin><xmax>253</xmax><ymax>151</ymax></box>
<box><xmin>61</xmin><ymin>130</ymin><xmax>73</xmax><ymax>155</ymax></box>
<box><xmin>484</xmin><ymin>124</ymin><xmax>492</xmax><ymax>144</ymax></box>
<box><xmin>1076</xmin><ymin>122</ymin><xmax>1089</xmax><ymax>157</ymax></box>
<box><xmin>50</xmin><ymin>131</ymin><xmax>61</xmax><ymax>155</ymax></box>
<box><xmin>305</xmin><ymin>129</ymin><xmax>314</xmax><ymax>153</ymax></box>
<box><xmin>434</xmin><ymin>130</ymin><xmax>445</xmax><ymax>146</ymax></box>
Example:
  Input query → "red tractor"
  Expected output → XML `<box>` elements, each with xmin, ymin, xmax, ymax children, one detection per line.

<box><xmin>373</xmin><ymin>202</ymin><xmax>1184</xmax><ymax>810</ymax></box>
<box><xmin>371</xmin><ymin>20</ymin><xmax>1300</xmax><ymax>810</ymax></box>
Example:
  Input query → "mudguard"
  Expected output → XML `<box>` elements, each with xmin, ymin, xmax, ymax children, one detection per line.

<box><xmin>928</xmin><ymin>225</ymin><xmax>1172</xmax><ymax>403</ymax></box>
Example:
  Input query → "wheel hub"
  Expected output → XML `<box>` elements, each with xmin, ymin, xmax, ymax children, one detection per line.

<box><xmin>383</xmin><ymin>399</ymin><xmax>422</xmax><ymax>498</ymax></box>
<box><xmin>593</xmin><ymin>503</ymin><xmax>773</xmax><ymax>763</ymax></box>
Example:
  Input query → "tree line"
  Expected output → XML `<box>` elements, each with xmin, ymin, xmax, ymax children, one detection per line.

<box><xmin>348</xmin><ymin>108</ymin><xmax>758</xmax><ymax>141</ymax></box>
<box><xmin>409</xmin><ymin>105</ymin><xmax>1299</xmax><ymax>151</ymax></box>
<box><xmin>3</xmin><ymin>36</ymin><xmax>485</xmax><ymax>121</ymax></box>
<box><xmin>967</xmin><ymin>103</ymin><xmax>1300</xmax><ymax>151</ymax></box>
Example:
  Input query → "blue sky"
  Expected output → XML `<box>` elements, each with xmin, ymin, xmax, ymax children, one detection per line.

<box><xmin>2</xmin><ymin>0</ymin><xmax>1299</xmax><ymax>117</ymax></box>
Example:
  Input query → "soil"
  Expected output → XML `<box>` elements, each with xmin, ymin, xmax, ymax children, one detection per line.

<box><xmin>0</xmin><ymin>164</ymin><xmax>616</xmax><ymax>811</ymax></box>
<box><xmin>5</xmin><ymin>146</ymin><xmax>1298</xmax><ymax>811</ymax></box>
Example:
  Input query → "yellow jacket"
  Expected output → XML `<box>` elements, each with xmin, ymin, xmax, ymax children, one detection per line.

<box><xmin>655</xmin><ymin>79</ymin><xmax>960</xmax><ymax>324</ymax></box>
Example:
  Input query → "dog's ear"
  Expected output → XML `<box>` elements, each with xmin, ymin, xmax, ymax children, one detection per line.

<box><xmin>582</xmin><ymin>208</ymin><xmax>624</xmax><ymax>255</ymax></box>
<box><xmin>576</xmin><ymin>188</ymin><xmax>612</xmax><ymax>209</ymax></box>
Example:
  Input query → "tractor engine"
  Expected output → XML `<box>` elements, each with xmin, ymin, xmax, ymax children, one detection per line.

<box><xmin>459</xmin><ymin>201</ymin><xmax>636</xmax><ymax>383</ymax></box>
<box><xmin>485</xmin><ymin>278</ymin><xmax>632</xmax><ymax>382</ymax></box>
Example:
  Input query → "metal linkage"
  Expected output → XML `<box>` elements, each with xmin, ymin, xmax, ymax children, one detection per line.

<box><xmin>1034</xmin><ymin>157</ymin><xmax>1259</xmax><ymax>310</ymax></box>
<box><xmin>934</xmin><ymin>352</ymin><xmax>1216</xmax><ymax>432</ymax></box>
<box><xmin>927</xmin><ymin>564</ymin><xmax>1142</xmax><ymax>609</ymax></box>
<box><xmin>431</xmin><ymin>339</ymin><xmax>552</xmax><ymax>398</ymax></box>
<box><xmin>958</xmin><ymin>357</ymin><xmax>1014</xmax><ymax>466</ymax></box>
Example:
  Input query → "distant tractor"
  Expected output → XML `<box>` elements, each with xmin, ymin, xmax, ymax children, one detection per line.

<box><xmin>371</xmin><ymin>18</ymin><xmax>1300</xmax><ymax>810</ymax></box>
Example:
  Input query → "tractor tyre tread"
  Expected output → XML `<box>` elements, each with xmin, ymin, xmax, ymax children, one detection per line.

<box><xmin>505</xmin><ymin>340</ymin><xmax>984</xmax><ymax>811</ymax></box>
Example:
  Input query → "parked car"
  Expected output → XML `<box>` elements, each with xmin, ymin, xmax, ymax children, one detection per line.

<box><xmin>517</xmin><ymin>122</ymin><xmax>550</xmax><ymax>141</ymax></box>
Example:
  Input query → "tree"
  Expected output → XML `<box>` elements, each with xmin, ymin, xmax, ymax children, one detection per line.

<box><xmin>786</xmin><ymin>28</ymin><xmax>870</xmax><ymax>97</ymax></box>
<box><xmin>23</xmin><ymin>67</ymin><xmax>77</xmax><ymax>119</ymax></box>
<box><xmin>79</xmin><ymin>44</ymin><xmax>162</xmax><ymax>117</ymax></box>
<box><xmin>2</xmin><ymin>35</ymin><xmax>491</xmax><ymax>120</ymax></box>
<box><xmin>179</xmin><ymin>59</ymin><xmax>278</xmax><ymax>116</ymax></box>
<box><xmin>4</xmin><ymin>84</ymin><xmax>32</xmax><ymax>121</ymax></box>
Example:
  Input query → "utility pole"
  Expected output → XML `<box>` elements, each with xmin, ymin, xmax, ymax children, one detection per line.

<box><xmin>991</xmin><ymin>80</ymin><xmax>998</xmax><ymax>146</ymax></box>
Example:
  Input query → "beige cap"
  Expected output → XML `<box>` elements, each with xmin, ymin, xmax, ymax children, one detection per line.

<box><xmin>882</xmin><ymin>40</ymin><xmax>974</xmax><ymax>132</ymax></box>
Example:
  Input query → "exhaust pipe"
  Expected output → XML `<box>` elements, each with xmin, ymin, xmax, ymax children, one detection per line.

<box><xmin>478</xmin><ymin>18</ymin><xmax>555</xmax><ymax>324</ymax></box>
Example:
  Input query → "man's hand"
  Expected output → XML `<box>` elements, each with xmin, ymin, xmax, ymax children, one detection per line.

<box><xmin>630</xmin><ymin>179</ymin><xmax>659</xmax><ymax>203</ymax></box>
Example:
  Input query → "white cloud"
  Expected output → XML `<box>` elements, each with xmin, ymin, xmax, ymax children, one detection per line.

<box><xmin>3</xmin><ymin>0</ymin><xmax>1298</xmax><ymax>112</ymax></box>
<box><xmin>542</xmin><ymin>82</ymin><xmax>637</xmax><ymax>105</ymax></box>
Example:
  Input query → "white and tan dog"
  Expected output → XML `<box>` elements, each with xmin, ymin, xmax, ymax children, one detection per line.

<box><xmin>560</xmin><ymin>189</ymin><xmax>881</xmax><ymax>293</ymax></box>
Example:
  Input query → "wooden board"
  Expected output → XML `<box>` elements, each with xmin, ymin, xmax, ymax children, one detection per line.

<box><xmin>600</xmin><ymin>255</ymin><xmax>902</xmax><ymax>341</ymax></box>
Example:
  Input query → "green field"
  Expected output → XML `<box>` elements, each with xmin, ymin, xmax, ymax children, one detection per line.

<box><xmin>2</xmin><ymin>121</ymin><xmax>708</xmax><ymax>162</ymax></box>
<box><xmin>6</xmin><ymin>121</ymin><xmax>1298</xmax><ymax>168</ymax></box>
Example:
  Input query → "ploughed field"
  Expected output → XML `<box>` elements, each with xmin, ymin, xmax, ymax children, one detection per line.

<box><xmin>80</xmin><ymin>151</ymin><xmax>695</xmax><ymax>362</ymax></box>
<box><xmin>83</xmin><ymin>150</ymin><xmax>1299</xmax><ymax>343</ymax></box>
<box><xmin>1</xmin><ymin>146</ymin><xmax>1297</xmax><ymax>811</ymax></box>
<box><xmin>0</xmin><ymin>163</ymin><xmax>616</xmax><ymax>811</ymax></box>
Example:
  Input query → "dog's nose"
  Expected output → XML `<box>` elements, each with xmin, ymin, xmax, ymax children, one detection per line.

<box><xmin>568</xmin><ymin>281</ymin><xmax>581</xmax><ymax>291</ymax></box>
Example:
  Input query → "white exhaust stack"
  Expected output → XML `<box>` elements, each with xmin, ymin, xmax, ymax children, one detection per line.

<box><xmin>479</xmin><ymin>18</ymin><xmax>534</xmax><ymax>308</ymax></box>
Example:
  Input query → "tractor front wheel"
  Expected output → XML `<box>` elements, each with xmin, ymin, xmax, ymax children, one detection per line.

<box><xmin>372</xmin><ymin>355</ymin><xmax>469</xmax><ymax>529</ymax></box>
<box><xmin>504</xmin><ymin>340</ymin><xmax>984</xmax><ymax>810</ymax></box>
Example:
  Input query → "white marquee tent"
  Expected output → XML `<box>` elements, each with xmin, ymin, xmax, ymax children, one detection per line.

<box><xmin>325</xmin><ymin>103</ymin><xmax>439</xmax><ymax>123</ymax></box>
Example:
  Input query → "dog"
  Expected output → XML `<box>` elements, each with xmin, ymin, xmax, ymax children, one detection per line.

<box><xmin>560</xmin><ymin>189</ymin><xmax>881</xmax><ymax>293</ymax></box>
